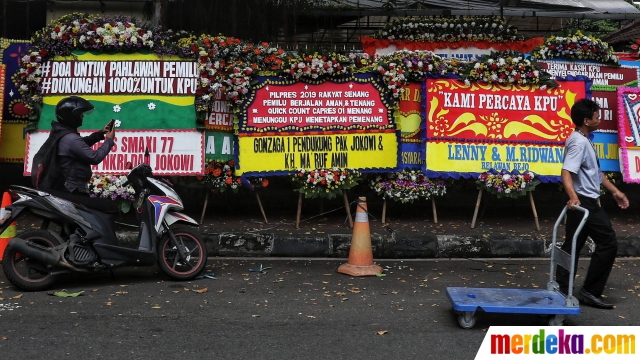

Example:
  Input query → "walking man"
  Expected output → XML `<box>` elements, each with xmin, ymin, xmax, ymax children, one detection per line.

<box><xmin>557</xmin><ymin>98</ymin><xmax>629</xmax><ymax>309</ymax></box>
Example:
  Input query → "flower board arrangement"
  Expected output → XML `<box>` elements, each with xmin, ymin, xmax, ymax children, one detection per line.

<box><xmin>369</xmin><ymin>170</ymin><xmax>447</xmax><ymax>203</ymax></box>
<box><xmin>87</xmin><ymin>174</ymin><xmax>136</xmax><ymax>213</ymax></box>
<box><xmin>460</xmin><ymin>51</ymin><xmax>558</xmax><ymax>88</ymax></box>
<box><xmin>292</xmin><ymin>168</ymin><xmax>361</xmax><ymax>199</ymax></box>
<box><xmin>476</xmin><ymin>169</ymin><xmax>540</xmax><ymax>199</ymax></box>
<box><xmin>372</xmin><ymin>16</ymin><xmax>521</xmax><ymax>43</ymax></box>
<box><xmin>533</xmin><ymin>31</ymin><xmax>619</xmax><ymax>66</ymax></box>
<box><xmin>198</xmin><ymin>159</ymin><xmax>243</xmax><ymax>193</ymax></box>
<box><xmin>12</xmin><ymin>12</ymin><xmax>176</xmax><ymax>121</ymax></box>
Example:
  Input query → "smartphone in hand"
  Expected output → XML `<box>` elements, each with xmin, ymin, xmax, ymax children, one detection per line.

<box><xmin>107</xmin><ymin>119</ymin><xmax>116</xmax><ymax>131</ymax></box>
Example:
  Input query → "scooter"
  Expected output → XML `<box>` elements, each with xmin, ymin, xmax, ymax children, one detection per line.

<box><xmin>0</xmin><ymin>162</ymin><xmax>207</xmax><ymax>291</ymax></box>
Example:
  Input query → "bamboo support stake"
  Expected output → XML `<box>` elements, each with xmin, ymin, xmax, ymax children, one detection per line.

<box><xmin>471</xmin><ymin>189</ymin><xmax>483</xmax><ymax>228</ymax></box>
<box><xmin>431</xmin><ymin>197</ymin><xmax>438</xmax><ymax>224</ymax></box>
<box><xmin>296</xmin><ymin>191</ymin><xmax>303</xmax><ymax>229</ymax></box>
<box><xmin>343</xmin><ymin>190</ymin><xmax>354</xmax><ymax>228</ymax></box>
<box><xmin>199</xmin><ymin>190</ymin><xmax>210</xmax><ymax>226</ymax></box>
<box><xmin>528</xmin><ymin>191</ymin><xmax>540</xmax><ymax>230</ymax></box>
<box><xmin>382</xmin><ymin>198</ymin><xmax>387</xmax><ymax>224</ymax></box>
<box><xmin>255</xmin><ymin>191</ymin><xmax>268</xmax><ymax>224</ymax></box>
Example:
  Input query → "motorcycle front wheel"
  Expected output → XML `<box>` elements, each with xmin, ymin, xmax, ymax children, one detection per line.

<box><xmin>2</xmin><ymin>229</ymin><xmax>63</xmax><ymax>291</ymax></box>
<box><xmin>157</xmin><ymin>227</ymin><xmax>207</xmax><ymax>280</ymax></box>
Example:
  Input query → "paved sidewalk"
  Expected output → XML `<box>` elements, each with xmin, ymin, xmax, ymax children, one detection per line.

<box><xmin>10</xmin><ymin>183</ymin><xmax>640</xmax><ymax>259</ymax></box>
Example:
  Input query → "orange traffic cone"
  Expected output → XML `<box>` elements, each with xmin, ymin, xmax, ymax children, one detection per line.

<box><xmin>0</xmin><ymin>192</ymin><xmax>17</xmax><ymax>261</ymax></box>
<box><xmin>338</xmin><ymin>197</ymin><xmax>383</xmax><ymax>276</ymax></box>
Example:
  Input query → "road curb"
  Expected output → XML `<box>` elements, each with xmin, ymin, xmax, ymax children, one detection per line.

<box><xmin>200</xmin><ymin>231</ymin><xmax>640</xmax><ymax>258</ymax></box>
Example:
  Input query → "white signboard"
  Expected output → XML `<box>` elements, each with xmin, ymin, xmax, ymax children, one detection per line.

<box><xmin>375</xmin><ymin>45</ymin><xmax>491</xmax><ymax>61</ymax></box>
<box><xmin>622</xmin><ymin>148</ymin><xmax>640</xmax><ymax>182</ymax></box>
<box><xmin>25</xmin><ymin>130</ymin><xmax>205</xmax><ymax>176</ymax></box>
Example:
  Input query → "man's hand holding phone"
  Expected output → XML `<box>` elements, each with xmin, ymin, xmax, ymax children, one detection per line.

<box><xmin>103</xmin><ymin>119</ymin><xmax>116</xmax><ymax>139</ymax></box>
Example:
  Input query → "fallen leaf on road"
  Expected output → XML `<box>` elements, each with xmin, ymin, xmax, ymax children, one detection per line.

<box><xmin>11</xmin><ymin>294</ymin><xmax>23</xmax><ymax>299</ymax></box>
<box><xmin>2</xmin><ymin>336</ymin><xmax>8</xmax><ymax>340</ymax></box>
<box><xmin>194</xmin><ymin>288</ymin><xmax>208</xmax><ymax>294</ymax></box>
<box><xmin>377</xmin><ymin>330</ymin><xmax>388</xmax><ymax>335</ymax></box>
<box><xmin>91</xmin><ymin>289</ymin><xmax>99</xmax><ymax>292</ymax></box>
<box><xmin>49</xmin><ymin>291</ymin><xmax>84</xmax><ymax>297</ymax></box>
<box><xmin>619</xmin><ymin>316</ymin><xmax>626</xmax><ymax>319</ymax></box>
<box><xmin>106</xmin><ymin>302</ymin><xmax>112</xmax><ymax>306</ymax></box>
<box><xmin>151</xmin><ymin>305</ymin><xmax>161</xmax><ymax>309</ymax></box>
<box><xmin>307</xmin><ymin>315</ymin><xmax>316</xmax><ymax>319</ymax></box>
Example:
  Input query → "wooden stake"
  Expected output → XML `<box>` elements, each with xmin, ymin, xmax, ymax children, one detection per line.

<box><xmin>528</xmin><ymin>191</ymin><xmax>540</xmax><ymax>230</ymax></box>
<box><xmin>343</xmin><ymin>190</ymin><xmax>354</xmax><ymax>228</ymax></box>
<box><xmin>431</xmin><ymin>197</ymin><xmax>438</xmax><ymax>224</ymax></box>
<box><xmin>296</xmin><ymin>191</ymin><xmax>303</xmax><ymax>229</ymax></box>
<box><xmin>255</xmin><ymin>191</ymin><xmax>268</xmax><ymax>224</ymax></box>
<box><xmin>471</xmin><ymin>189</ymin><xmax>483</xmax><ymax>228</ymax></box>
<box><xmin>199</xmin><ymin>190</ymin><xmax>210</xmax><ymax>226</ymax></box>
<box><xmin>382</xmin><ymin>198</ymin><xmax>387</xmax><ymax>224</ymax></box>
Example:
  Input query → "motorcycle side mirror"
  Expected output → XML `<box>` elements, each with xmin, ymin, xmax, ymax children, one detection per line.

<box><xmin>125</xmin><ymin>162</ymin><xmax>133</xmax><ymax>170</ymax></box>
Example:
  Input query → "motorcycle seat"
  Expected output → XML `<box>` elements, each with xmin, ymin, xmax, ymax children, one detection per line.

<box><xmin>50</xmin><ymin>190</ymin><xmax>120</xmax><ymax>214</ymax></box>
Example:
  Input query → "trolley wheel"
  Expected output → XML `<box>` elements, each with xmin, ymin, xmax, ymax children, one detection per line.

<box><xmin>458</xmin><ymin>311</ymin><xmax>476</xmax><ymax>329</ymax></box>
<box><xmin>548</xmin><ymin>315</ymin><xmax>565</xmax><ymax>326</ymax></box>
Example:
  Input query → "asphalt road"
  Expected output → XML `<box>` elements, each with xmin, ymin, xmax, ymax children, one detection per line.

<box><xmin>1</xmin><ymin>257</ymin><xmax>639</xmax><ymax>359</ymax></box>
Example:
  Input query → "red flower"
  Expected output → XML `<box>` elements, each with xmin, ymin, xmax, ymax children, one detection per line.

<box><xmin>39</xmin><ymin>49</ymin><xmax>48</xmax><ymax>57</ymax></box>
<box><xmin>228</xmin><ymin>160</ymin><xmax>235</xmax><ymax>167</ymax></box>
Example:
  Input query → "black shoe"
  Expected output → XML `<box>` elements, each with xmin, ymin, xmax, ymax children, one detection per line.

<box><xmin>579</xmin><ymin>289</ymin><xmax>614</xmax><ymax>309</ymax></box>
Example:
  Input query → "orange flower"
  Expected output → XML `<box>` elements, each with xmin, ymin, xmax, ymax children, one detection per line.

<box><xmin>277</xmin><ymin>49</ymin><xmax>283</xmax><ymax>55</ymax></box>
<box><xmin>254</xmin><ymin>49</ymin><xmax>261</xmax><ymax>55</ymax></box>
<box><xmin>261</xmin><ymin>42</ymin><xmax>269</xmax><ymax>47</ymax></box>
<box><xmin>196</xmin><ymin>175</ymin><xmax>203</xmax><ymax>180</ymax></box>
<box><xmin>225</xmin><ymin>177</ymin><xmax>233</xmax><ymax>185</ymax></box>
<box><xmin>213</xmin><ymin>168</ymin><xmax>222</xmax><ymax>177</ymax></box>
<box><xmin>261</xmin><ymin>179</ymin><xmax>269</xmax><ymax>187</ymax></box>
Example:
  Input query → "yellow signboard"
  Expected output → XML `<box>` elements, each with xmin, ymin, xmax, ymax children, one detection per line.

<box><xmin>238</xmin><ymin>132</ymin><xmax>398</xmax><ymax>173</ymax></box>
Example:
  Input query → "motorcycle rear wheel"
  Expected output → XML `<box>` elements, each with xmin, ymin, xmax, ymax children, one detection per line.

<box><xmin>157</xmin><ymin>227</ymin><xmax>207</xmax><ymax>280</ymax></box>
<box><xmin>2</xmin><ymin>230</ymin><xmax>63</xmax><ymax>291</ymax></box>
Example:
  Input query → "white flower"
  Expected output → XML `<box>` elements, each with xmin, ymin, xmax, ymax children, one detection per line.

<box><xmin>148</xmin><ymin>102</ymin><xmax>156</xmax><ymax>111</ymax></box>
<box><xmin>113</xmin><ymin>105</ymin><xmax>121</xmax><ymax>113</ymax></box>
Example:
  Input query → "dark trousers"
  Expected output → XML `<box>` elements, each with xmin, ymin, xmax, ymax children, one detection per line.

<box><xmin>556</xmin><ymin>196</ymin><xmax>618</xmax><ymax>297</ymax></box>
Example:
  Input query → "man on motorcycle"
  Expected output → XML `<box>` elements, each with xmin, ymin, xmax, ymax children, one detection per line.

<box><xmin>53</xmin><ymin>96</ymin><xmax>116</xmax><ymax>196</ymax></box>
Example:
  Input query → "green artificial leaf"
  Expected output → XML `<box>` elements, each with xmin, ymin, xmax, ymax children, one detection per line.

<box><xmin>49</xmin><ymin>290</ymin><xmax>85</xmax><ymax>297</ymax></box>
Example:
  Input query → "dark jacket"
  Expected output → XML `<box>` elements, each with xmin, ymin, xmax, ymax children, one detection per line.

<box><xmin>52</xmin><ymin>121</ymin><xmax>114</xmax><ymax>194</ymax></box>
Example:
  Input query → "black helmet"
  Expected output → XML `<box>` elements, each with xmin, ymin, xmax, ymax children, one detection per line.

<box><xmin>55</xmin><ymin>96</ymin><xmax>94</xmax><ymax>129</ymax></box>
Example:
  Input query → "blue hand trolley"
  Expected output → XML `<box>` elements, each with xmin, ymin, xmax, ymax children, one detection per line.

<box><xmin>446</xmin><ymin>205</ymin><xmax>589</xmax><ymax>328</ymax></box>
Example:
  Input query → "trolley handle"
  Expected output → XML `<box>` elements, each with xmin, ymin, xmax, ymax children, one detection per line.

<box><xmin>550</xmin><ymin>204</ymin><xmax>590</xmax><ymax>302</ymax></box>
